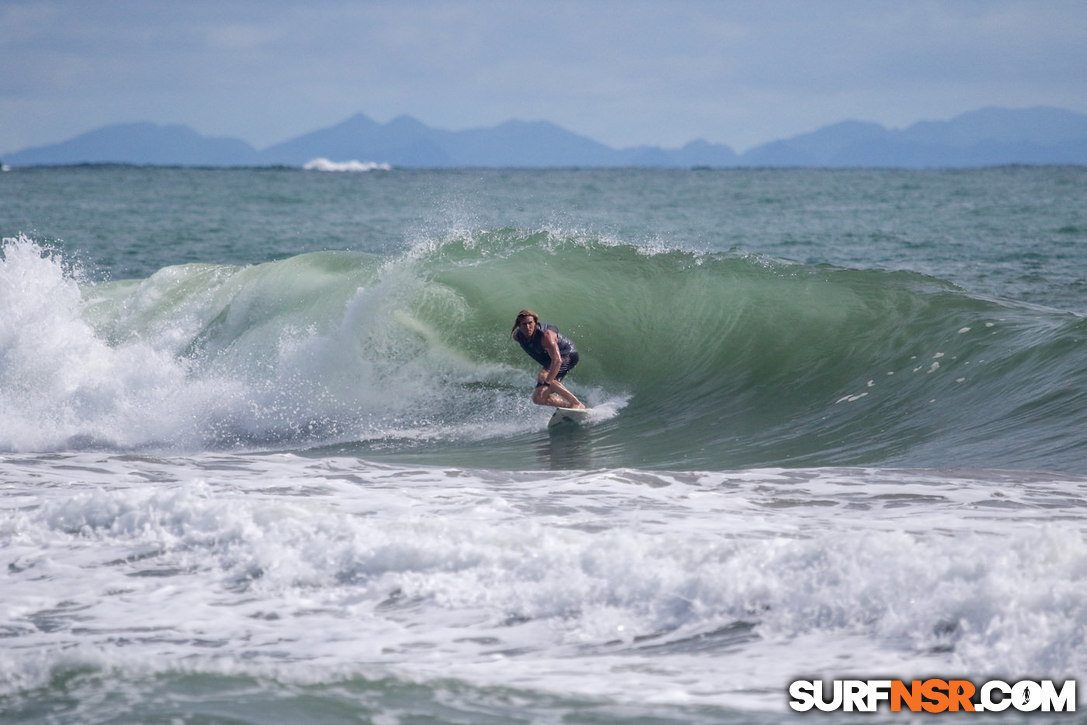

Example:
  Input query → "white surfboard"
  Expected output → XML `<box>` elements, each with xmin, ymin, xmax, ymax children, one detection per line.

<box><xmin>548</xmin><ymin>407</ymin><xmax>593</xmax><ymax>427</ymax></box>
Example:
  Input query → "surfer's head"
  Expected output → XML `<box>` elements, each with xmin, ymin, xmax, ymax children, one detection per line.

<box><xmin>512</xmin><ymin>309</ymin><xmax>539</xmax><ymax>337</ymax></box>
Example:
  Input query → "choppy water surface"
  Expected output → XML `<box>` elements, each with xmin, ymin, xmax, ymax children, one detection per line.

<box><xmin>2</xmin><ymin>166</ymin><xmax>1085</xmax><ymax>723</ymax></box>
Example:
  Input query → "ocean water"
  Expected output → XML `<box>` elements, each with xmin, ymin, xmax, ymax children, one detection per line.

<box><xmin>2</xmin><ymin>165</ymin><xmax>1086</xmax><ymax>723</ymax></box>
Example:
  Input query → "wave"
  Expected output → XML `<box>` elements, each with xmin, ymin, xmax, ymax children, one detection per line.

<box><xmin>302</xmin><ymin>158</ymin><xmax>392</xmax><ymax>172</ymax></box>
<box><xmin>2</xmin><ymin>232</ymin><xmax>1085</xmax><ymax>472</ymax></box>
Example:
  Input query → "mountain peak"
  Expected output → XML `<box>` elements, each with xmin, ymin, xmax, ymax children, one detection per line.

<box><xmin>743</xmin><ymin>107</ymin><xmax>1087</xmax><ymax>167</ymax></box>
<box><xmin>335</xmin><ymin>113</ymin><xmax>382</xmax><ymax>131</ymax></box>
<box><xmin>386</xmin><ymin>114</ymin><xmax>429</xmax><ymax>130</ymax></box>
<box><xmin>904</xmin><ymin>106</ymin><xmax>1087</xmax><ymax>147</ymax></box>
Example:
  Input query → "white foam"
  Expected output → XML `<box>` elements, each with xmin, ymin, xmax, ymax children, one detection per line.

<box><xmin>303</xmin><ymin>158</ymin><xmax>392</xmax><ymax>172</ymax></box>
<box><xmin>0</xmin><ymin>239</ymin><xmax>538</xmax><ymax>453</ymax></box>
<box><xmin>0</xmin><ymin>236</ymin><xmax>218</xmax><ymax>450</ymax></box>
<box><xmin>3</xmin><ymin>457</ymin><xmax>1085</xmax><ymax>709</ymax></box>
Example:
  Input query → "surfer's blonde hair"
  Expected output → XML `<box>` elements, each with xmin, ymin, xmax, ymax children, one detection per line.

<box><xmin>511</xmin><ymin>309</ymin><xmax>539</xmax><ymax>337</ymax></box>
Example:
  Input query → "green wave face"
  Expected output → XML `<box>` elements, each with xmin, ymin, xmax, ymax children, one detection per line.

<box><xmin>7</xmin><ymin>231</ymin><xmax>1086</xmax><ymax>471</ymax></box>
<box><xmin>407</xmin><ymin>229</ymin><xmax>1087</xmax><ymax>470</ymax></box>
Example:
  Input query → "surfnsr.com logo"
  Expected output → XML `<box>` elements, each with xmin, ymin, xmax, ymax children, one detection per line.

<box><xmin>788</xmin><ymin>679</ymin><xmax>1076</xmax><ymax>713</ymax></box>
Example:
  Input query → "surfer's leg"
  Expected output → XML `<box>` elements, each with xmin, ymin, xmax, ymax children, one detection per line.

<box><xmin>547</xmin><ymin>379</ymin><xmax>584</xmax><ymax>409</ymax></box>
<box><xmin>532</xmin><ymin>371</ymin><xmax>583</xmax><ymax>408</ymax></box>
<box><xmin>532</xmin><ymin>372</ymin><xmax>557</xmax><ymax>405</ymax></box>
<box><xmin>548</xmin><ymin>354</ymin><xmax>584</xmax><ymax>408</ymax></box>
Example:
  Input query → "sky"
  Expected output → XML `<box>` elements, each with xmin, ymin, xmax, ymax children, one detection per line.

<box><xmin>2</xmin><ymin>0</ymin><xmax>1086</xmax><ymax>156</ymax></box>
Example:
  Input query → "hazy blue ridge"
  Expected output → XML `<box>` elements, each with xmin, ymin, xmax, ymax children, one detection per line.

<box><xmin>4</xmin><ymin>121</ymin><xmax>263</xmax><ymax>167</ymax></box>
<box><xmin>4</xmin><ymin>106</ymin><xmax>1086</xmax><ymax>168</ymax></box>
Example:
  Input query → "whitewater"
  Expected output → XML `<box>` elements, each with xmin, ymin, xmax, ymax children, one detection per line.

<box><xmin>2</xmin><ymin>166</ymin><xmax>1086</xmax><ymax>723</ymax></box>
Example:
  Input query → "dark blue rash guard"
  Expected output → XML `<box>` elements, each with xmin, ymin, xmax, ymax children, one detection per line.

<box><xmin>514</xmin><ymin>322</ymin><xmax>579</xmax><ymax>379</ymax></box>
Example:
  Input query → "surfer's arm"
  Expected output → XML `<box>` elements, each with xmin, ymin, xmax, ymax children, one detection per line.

<box><xmin>541</xmin><ymin>330</ymin><xmax>563</xmax><ymax>383</ymax></box>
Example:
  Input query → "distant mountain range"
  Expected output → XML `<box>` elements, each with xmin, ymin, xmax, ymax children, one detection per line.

<box><xmin>5</xmin><ymin>107</ymin><xmax>1087</xmax><ymax>168</ymax></box>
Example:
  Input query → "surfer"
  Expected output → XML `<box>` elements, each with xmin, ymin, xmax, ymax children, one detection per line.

<box><xmin>511</xmin><ymin>309</ymin><xmax>585</xmax><ymax>409</ymax></box>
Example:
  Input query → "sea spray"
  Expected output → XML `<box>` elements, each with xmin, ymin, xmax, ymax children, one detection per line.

<box><xmin>0</xmin><ymin>236</ymin><xmax>204</xmax><ymax>450</ymax></box>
